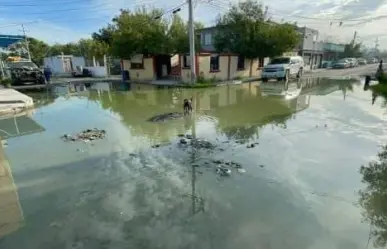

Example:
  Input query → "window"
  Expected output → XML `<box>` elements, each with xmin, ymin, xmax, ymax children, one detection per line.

<box><xmin>269</xmin><ymin>57</ymin><xmax>290</xmax><ymax>65</ymax></box>
<box><xmin>183</xmin><ymin>55</ymin><xmax>191</xmax><ymax>68</ymax></box>
<box><xmin>130</xmin><ymin>62</ymin><xmax>144</xmax><ymax>69</ymax></box>
<box><xmin>204</xmin><ymin>33</ymin><xmax>212</xmax><ymax>46</ymax></box>
<box><xmin>130</xmin><ymin>54</ymin><xmax>144</xmax><ymax>69</ymax></box>
<box><xmin>237</xmin><ymin>56</ymin><xmax>245</xmax><ymax>70</ymax></box>
<box><xmin>210</xmin><ymin>54</ymin><xmax>220</xmax><ymax>71</ymax></box>
<box><xmin>258</xmin><ymin>57</ymin><xmax>264</xmax><ymax>68</ymax></box>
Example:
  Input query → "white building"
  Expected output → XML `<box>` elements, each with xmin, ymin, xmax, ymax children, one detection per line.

<box><xmin>43</xmin><ymin>55</ymin><xmax>85</xmax><ymax>76</ymax></box>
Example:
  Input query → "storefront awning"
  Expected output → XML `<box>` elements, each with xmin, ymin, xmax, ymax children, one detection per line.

<box><xmin>0</xmin><ymin>35</ymin><xmax>25</xmax><ymax>48</ymax></box>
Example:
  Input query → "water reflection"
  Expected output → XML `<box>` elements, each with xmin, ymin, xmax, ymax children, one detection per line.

<box><xmin>0</xmin><ymin>141</ymin><xmax>24</xmax><ymax>238</ymax></box>
<box><xmin>0</xmin><ymin>77</ymin><xmax>376</xmax><ymax>249</ymax></box>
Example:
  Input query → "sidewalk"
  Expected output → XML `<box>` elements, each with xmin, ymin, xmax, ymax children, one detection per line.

<box><xmin>0</xmin><ymin>89</ymin><xmax>34</xmax><ymax>116</ymax></box>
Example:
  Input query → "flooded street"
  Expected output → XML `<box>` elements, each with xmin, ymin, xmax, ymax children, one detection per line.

<box><xmin>1</xmin><ymin>79</ymin><xmax>386</xmax><ymax>249</ymax></box>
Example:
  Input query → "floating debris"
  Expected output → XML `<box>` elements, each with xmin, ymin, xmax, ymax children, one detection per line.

<box><xmin>151</xmin><ymin>144</ymin><xmax>161</xmax><ymax>148</ymax></box>
<box><xmin>185</xmin><ymin>134</ymin><xmax>193</xmax><ymax>139</ymax></box>
<box><xmin>259</xmin><ymin>165</ymin><xmax>265</xmax><ymax>168</ymax></box>
<box><xmin>180</xmin><ymin>138</ymin><xmax>188</xmax><ymax>144</ymax></box>
<box><xmin>191</xmin><ymin>138</ymin><xmax>215</xmax><ymax>149</ymax></box>
<box><xmin>216</xmin><ymin>166</ymin><xmax>231</xmax><ymax>176</ymax></box>
<box><xmin>177</xmin><ymin>134</ymin><xmax>185</xmax><ymax>137</ymax></box>
<box><xmin>246</xmin><ymin>143</ymin><xmax>255</xmax><ymax>149</ymax></box>
<box><xmin>237</xmin><ymin>168</ymin><xmax>246</xmax><ymax>174</ymax></box>
<box><xmin>61</xmin><ymin>128</ymin><xmax>106</xmax><ymax>142</ymax></box>
<box><xmin>147</xmin><ymin>112</ymin><xmax>184</xmax><ymax>122</ymax></box>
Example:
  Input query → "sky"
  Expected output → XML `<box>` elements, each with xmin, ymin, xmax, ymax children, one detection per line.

<box><xmin>0</xmin><ymin>0</ymin><xmax>387</xmax><ymax>49</ymax></box>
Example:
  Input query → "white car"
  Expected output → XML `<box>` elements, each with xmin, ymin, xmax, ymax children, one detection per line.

<box><xmin>261</xmin><ymin>56</ymin><xmax>304</xmax><ymax>82</ymax></box>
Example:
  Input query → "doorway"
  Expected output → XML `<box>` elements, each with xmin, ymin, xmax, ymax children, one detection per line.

<box><xmin>154</xmin><ymin>55</ymin><xmax>171</xmax><ymax>80</ymax></box>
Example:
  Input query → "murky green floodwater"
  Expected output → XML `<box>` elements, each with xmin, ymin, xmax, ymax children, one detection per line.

<box><xmin>1</xmin><ymin>79</ymin><xmax>386</xmax><ymax>249</ymax></box>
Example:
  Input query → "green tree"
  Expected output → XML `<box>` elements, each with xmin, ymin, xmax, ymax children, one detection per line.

<box><xmin>341</xmin><ymin>41</ymin><xmax>363</xmax><ymax>58</ymax></box>
<box><xmin>110</xmin><ymin>8</ymin><xmax>170</xmax><ymax>59</ymax></box>
<box><xmin>47</xmin><ymin>43</ymin><xmax>81</xmax><ymax>56</ymax></box>
<box><xmin>78</xmin><ymin>39</ymin><xmax>109</xmax><ymax>60</ymax></box>
<box><xmin>168</xmin><ymin>15</ymin><xmax>203</xmax><ymax>53</ymax></box>
<box><xmin>92</xmin><ymin>24</ymin><xmax>115</xmax><ymax>46</ymax></box>
<box><xmin>7</xmin><ymin>37</ymin><xmax>50</xmax><ymax>66</ymax></box>
<box><xmin>214</xmin><ymin>0</ymin><xmax>299</xmax><ymax>59</ymax></box>
<box><xmin>359</xmin><ymin>145</ymin><xmax>387</xmax><ymax>247</ymax></box>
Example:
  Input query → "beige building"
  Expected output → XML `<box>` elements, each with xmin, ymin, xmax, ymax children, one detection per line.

<box><xmin>121</xmin><ymin>53</ymin><xmax>267</xmax><ymax>84</ymax></box>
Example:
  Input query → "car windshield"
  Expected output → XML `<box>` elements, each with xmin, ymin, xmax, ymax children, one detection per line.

<box><xmin>269</xmin><ymin>57</ymin><xmax>290</xmax><ymax>64</ymax></box>
<box><xmin>6</xmin><ymin>61</ymin><xmax>38</xmax><ymax>69</ymax></box>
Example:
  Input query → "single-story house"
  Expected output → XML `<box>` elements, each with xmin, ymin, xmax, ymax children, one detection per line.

<box><xmin>121</xmin><ymin>53</ymin><xmax>268</xmax><ymax>83</ymax></box>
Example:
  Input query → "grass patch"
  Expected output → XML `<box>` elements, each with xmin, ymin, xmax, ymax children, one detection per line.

<box><xmin>371</xmin><ymin>84</ymin><xmax>387</xmax><ymax>97</ymax></box>
<box><xmin>0</xmin><ymin>78</ymin><xmax>12</xmax><ymax>88</ymax></box>
<box><xmin>177</xmin><ymin>82</ymin><xmax>217</xmax><ymax>88</ymax></box>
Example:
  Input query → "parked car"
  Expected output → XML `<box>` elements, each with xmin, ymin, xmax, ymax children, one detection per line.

<box><xmin>4</xmin><ymin>61</ymin><xmax>46</xmax><ymax>85</ymax></box>
<box><xmin>357</xmin><ymin>58</ymin><xmax>367</xmax><ymax>65</ymax></box>
<box><xmin>346</xmin><ymin>58</ymin><xmax>358</xmax><ymax>67</ymax></box>
<box><xmin>332</xmin><ymin>59</ymin><xmax>350</xmax><ymax>69</ymax></box>
<box><xmin>367</xmin><ymin>58</ymin><xmax>378</xmax><ymax>64</ymax></box>
<box><xmin>261</xmin><ymin>56</ymin><xmax>304</xmax><ymax>82</ymax></box>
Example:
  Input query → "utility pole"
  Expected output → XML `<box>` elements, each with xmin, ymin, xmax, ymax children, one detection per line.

<box><xmin>21</xmin><ymin>24</ymin><xmax>31</xmax><ymax>61</ymax></box>
<box><xmin>375</xmin><ymin>37</ymin><xmax>379</xmax><ymax>51</ymax></box>
<box><xmin>188</xmin><ymin>0</ymin><xmax>196</xmax><ymax>84</ymax></box>
<box><xmin>264</xmin><ymin>6</ymin><xmax>268</xmax><ymax>20</ymax></box>
<box><xmin>352</xmin><ymin>30</ymin><xmax>357</xmax><ymax>44</ymax></box>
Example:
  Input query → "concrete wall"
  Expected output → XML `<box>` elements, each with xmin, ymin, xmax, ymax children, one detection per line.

<box><xmin>44</xmin><ymin>57</ymin><xmax>64</xmax><ymax>74</ymax></box>
<box><xmin>84</xmin><ymin>66</ymin><xmax>107</xmax><ymax>77</ymax></box>
<box><xmin>72</xmin><ymin>57</ymin><xmax>86</xmax><ymax>69</ymax></box>
<box><xmin>122</xmin><ymin>58</ymin><xmax>155</xmax><ymax>81</ymax></box>
<box><xmin>44</xmin><ymin>56</ymin><xmax>85</xmax><ymax>76</ymax></box>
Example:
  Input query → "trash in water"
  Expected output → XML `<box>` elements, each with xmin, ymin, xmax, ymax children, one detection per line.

<box><xmin>147</xmin><ymin>112</ymin><xmax>184</xmax><ymax>122</ymax></box>
<box><xmin>180</xmin><ymin>138</ymin><xmax>188</xmax><ymax>144</ymax></box>
<box><xmin>61</xmin><ymin>128</ymin><xmax>106</xmax><ymax>142</ymax></box>
<box><xmin>237</xmin><ymin>168</ymin><xmax>246</xmax><ymax>174</ymax></box>
<box><xmin>216</xmin><ymin>166</ymin><xmax>231</xmax><ymax>176</ymax></box>
<box><xmin>246</xmin><ymin>143</ymin><xmax>255</xmax><ymax>148</ymax></box>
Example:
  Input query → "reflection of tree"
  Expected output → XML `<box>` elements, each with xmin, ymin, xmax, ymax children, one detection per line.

<box><xmin>359</xmin><ymin>145</ymin><xmax>387</xmax><ymax>247</ymax></box>
<box><xmin>89</xmin><ymin>90</ymin><xmax>190</xmax><ymax>142</ymax></box>
<box><xmin>214</xmin><ymin>95</ymin><xmax>293</xmax><ymax>141</ymax></box>
<box><xmin>222</xmin><ymin>125</ymin><xmax>259</xmax><ymax>141</ymax></box>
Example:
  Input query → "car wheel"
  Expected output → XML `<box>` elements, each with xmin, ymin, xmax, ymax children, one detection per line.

<box><xmin>297</xmin><ymin>68</ymin><xmax>303</xmax><ymax>78</ymax></box>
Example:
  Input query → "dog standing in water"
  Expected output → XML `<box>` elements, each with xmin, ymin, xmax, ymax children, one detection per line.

<box><xmin>183</xmin><ymin>98</ymin><xmax>193</xmax><ymax>115</ymax></box>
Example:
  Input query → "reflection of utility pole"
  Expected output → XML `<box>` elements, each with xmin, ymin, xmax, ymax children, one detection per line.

<box><xmin>189</xmin><ymin>94</ymin><xmax>204</xmax><ymax>215</ymax></box>
<box><xmin>352</xmin><ymin>31</ymin><xmax>357</xmax><ymax>44</ymax></box>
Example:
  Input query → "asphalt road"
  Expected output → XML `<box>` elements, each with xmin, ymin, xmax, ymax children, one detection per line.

<box><xmin>305</xmin><ymin>64</ymin><xmax>378</xmax><ymax>78</ymax></box>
